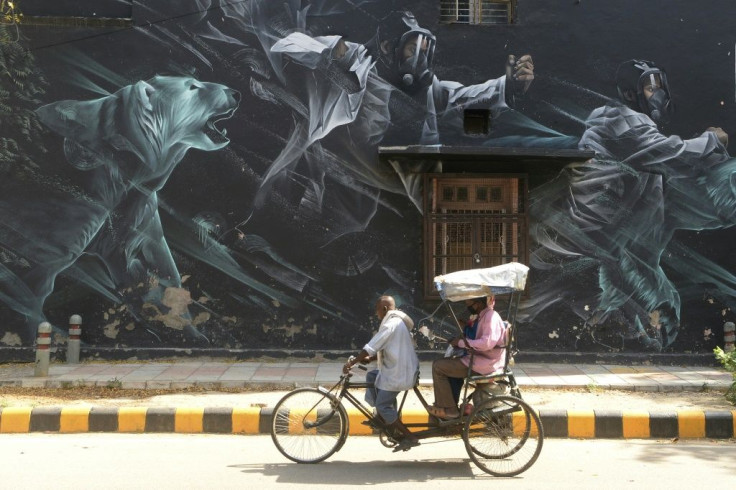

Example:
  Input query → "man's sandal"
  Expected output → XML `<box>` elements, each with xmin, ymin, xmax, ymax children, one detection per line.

<box><xmin>427</xmin><ymin>405</ymin><xmax>460</xmax><ymax>420</ymax></box>
<box><xmin>361</xmin><ymin>419</ymin><xmax>381</xmax><ymax>429</ymax></box>
<box><xmin>392</xmin><ymin>437</ymin><xmax>420</xmax><ymax>452</ymax></box>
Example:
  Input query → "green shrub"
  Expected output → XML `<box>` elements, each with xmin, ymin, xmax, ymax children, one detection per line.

<box><xmin>713</xmin><ymin>346</ymin><xmax>736</xmax><ymax>405</ymax></box>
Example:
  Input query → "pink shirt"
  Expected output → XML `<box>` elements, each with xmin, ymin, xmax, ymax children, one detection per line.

<box><xmin>457</xmin><ymin>306</ymin><xmax>507</xmax><ymax>375</ymax></box>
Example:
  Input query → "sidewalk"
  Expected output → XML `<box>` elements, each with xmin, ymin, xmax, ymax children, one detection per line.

<box><xmin>0</xmin><ymin>360</ymin><xmax>732</xmax><ymax>392</ymax></box>
<box><xmin>1</xmin><ymin>360</ymin><xmax>734</xmax><ymax>439</ymax></box>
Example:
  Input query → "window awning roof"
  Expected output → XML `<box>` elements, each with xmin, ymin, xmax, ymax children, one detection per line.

<box><xmin>379</xmin><ymin>145</ymin><xmax>594</xmax><ymax>162</ymax></box>
<box><xmin>378</xmin><ymin>145</ymin><xmax>594</xmax><ymax>173</ymax></box>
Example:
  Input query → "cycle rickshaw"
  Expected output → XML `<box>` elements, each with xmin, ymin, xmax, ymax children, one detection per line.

<box><xmin>270</xmin><ymin>262</ymin><xmax>543</xmax><ymax>477</ymax></box>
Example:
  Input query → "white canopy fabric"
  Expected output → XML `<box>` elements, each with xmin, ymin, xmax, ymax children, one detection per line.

<box><xmin>433</xmin><ymin>262</ymin><xmax>529</xmax><ymax>301</ymax></box>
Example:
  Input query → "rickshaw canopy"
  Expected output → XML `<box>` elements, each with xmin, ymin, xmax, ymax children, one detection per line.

<box><xmin>433</xmin><ymin>262</ymin><xmax>529</xmax><ymax>301</ymax></box>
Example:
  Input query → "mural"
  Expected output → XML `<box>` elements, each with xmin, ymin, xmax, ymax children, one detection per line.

<box><xmin>1</xmin><ymin>74</ymin><xmax>239</xmax><ymax>340</ymax></box>
<box><xmin>529</xmin><ymin>60</ymin><xmax>735</xmax><ymax>351</ymax></box>
<box><xmin>0</xmin><ymin>0</ymin><xmax>734</xmax><ymax>354</ymax></box>
<box><xmin>231</xmin><ymin>6</ymin><xmax>550</xmax><ymax>242</ymax></box>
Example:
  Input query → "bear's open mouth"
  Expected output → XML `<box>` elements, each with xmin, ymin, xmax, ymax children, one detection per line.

<box><xmin>205</xmin><ymin>107</ymin><xmax>236</xmax><ymax>144</ymax></box>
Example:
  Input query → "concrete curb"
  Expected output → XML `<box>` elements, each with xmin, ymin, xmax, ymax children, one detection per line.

<box><xmin>3</xmin><ymin>378</ymin><xmax>732</xmax><ymax>393</ymax></box>
<box><xmin>1</xmin><ymin>407</ymin><xmax>734</xmax><ymax>439</ymax></box>
<box><xmin>0</xmin><ymin>347</ymin><xmax>720</xmax><ymax>366</ymax></box>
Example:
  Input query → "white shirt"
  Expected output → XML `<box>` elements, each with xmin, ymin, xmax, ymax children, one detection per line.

<box><xmin>363</xmin><ymin>310</ymin><xmax>419</xmax><ymax>392</ymax></box>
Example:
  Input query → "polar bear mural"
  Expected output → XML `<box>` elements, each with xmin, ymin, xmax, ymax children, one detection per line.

<box><xmin>0</xmin><ymin>75</ymin><xmax>239</xmax><ymax>338</ymax></box>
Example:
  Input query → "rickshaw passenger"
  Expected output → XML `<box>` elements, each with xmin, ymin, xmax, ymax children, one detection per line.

<box><xmin>428</xmin><ymin>295</ymin><xmax>506</xmax><ymax>420</ymax></box>
<box><xmin>448</xmin><ymin>312</ymin><xmax>481</xmax><ymax>404</ymax></box>
<box><xmin>343</xmin><ymin>295</ymin><xmax>420</xmax><ymax>450</ymax></box>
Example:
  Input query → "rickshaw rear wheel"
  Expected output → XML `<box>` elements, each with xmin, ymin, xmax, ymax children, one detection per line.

<box><xmin>462</xmin><ymin>394</ymin><xmax>544</xmax><ymax>477</ymax></box>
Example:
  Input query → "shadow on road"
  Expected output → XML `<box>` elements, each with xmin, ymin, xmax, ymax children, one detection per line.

<box><xmin>231</xmin><ymin>458</ymin><xmax>516</xmax><ymax>484</ymax></box>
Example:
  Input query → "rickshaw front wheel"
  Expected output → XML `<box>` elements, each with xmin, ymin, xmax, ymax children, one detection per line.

<box><xmin>271</xmin><ymin>387</ymin><xmax>349</xmax><ymax>463</ymax></box>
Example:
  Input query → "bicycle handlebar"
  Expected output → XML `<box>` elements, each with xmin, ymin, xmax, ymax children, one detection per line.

<box><xmin>346</xmin><ymin>355</ymin><xmax>368</xmax><ymax>372</ymax></box>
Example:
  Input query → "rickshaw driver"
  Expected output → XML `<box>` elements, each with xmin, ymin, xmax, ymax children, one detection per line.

<box><xmin>343</xmin><ymin>295</ymin><xmax>420</xmax><ymax>451</ymax></box>
<box><xmin>428</xmin><ymin>295</ymin><xmax>507</xmax><ymax>420</ymax></box>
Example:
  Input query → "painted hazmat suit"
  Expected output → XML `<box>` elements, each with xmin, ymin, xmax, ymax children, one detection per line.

<box><xmin>251</xmin><ymin>11</ymin><xmax>535</xmax><ymax>247</ymax></box>
<box><xmin>532</xmin><ymin>60</ymin><xmax>733</xmax><ymax>349</ymax></box>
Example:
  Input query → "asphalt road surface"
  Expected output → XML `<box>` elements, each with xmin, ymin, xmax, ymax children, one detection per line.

<box><xmin>1</xmin><ymin>434</ymin><xmax>734</xmax><ymax>489</ymax></box>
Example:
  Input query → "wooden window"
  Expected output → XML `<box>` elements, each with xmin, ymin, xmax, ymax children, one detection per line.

<box><xmin>424</xmin><ymin>174</ymin><xmax>527</xmax><ymax>297</ymax></box>
<box><xmin>440</xmin><ymin>0</ymin><xmax>515</xmax><ymax>25</ymax></box>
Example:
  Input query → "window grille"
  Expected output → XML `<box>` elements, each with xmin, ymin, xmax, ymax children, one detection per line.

<box><xmin>440</xmin><ymin>0</ymin><xmax>515</xmax><ymax>25</ymax></box>
<box><xmin>424</xmin><ymin>175</ymin><xmax>528</xmax><ymax>297</ymax></box>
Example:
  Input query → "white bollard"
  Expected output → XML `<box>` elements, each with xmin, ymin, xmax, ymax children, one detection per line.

<box><xmin>34</xmin><ymin>322</ymin><xmax>52</xmax><ymax>377</ymax></box>
<box><xmin>68</xmin><ymin>314</ymin><xmax>82</xmax><ymax>364</ymax></box>
<box><xmin>724</xmin><ymin>322</ymin><xmax>735</xmax><ymax>353</ymax></box>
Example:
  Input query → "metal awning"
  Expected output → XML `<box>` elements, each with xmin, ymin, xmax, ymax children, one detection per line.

<box><xmin>379</xmin><ymin>145</ymin><xmax>593</xmax><ymax>163</ymax></box>
<box><xmin>378</xmin><ymin>145</ymin><xmax>595</xmax><ymax>172</ymax></box>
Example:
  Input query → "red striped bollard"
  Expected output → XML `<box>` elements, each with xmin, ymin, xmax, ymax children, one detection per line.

<box><xmin>34</xmin><ymin>322</ymin><xmax>52</xmax><ymax>377</ymax></box>
<box><xmin>724</xmin><ymin>322</ymin><xmax>735</xmax><ymax>352</ymax></box>
<box><xmin>68</xmin><ymin>314</ymin><xmax>82</xmax><ymax>364</ymax></box>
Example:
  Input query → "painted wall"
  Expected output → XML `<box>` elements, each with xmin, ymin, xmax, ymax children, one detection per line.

<box><xmin>1</xmin><ymin>0</ymin><xmax>735</xmax><ymax>355</ymax></box>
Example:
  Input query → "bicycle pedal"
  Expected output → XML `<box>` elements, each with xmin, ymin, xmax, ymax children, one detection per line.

<box><xmin>361</xmin><ymin>420</ymin><xmax>380</xmax><ymax>429</ymax></box>
<box><xmin>392</xmin><ymin>439</ymin><xmax>420</xmax><ymax>452</ymax></box>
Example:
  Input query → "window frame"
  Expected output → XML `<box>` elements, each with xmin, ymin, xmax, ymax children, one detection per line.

<box><xmin>439</xmin><ymin>0</ymin><xmax>516</xmax><ymax>26</ymax></box>
<box><xmin>423</xmin><ymin>172</ymin><xmax>529</xmax><ymax>299</ymax></box>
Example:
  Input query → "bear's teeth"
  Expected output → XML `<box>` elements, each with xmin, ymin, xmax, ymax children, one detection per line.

<box><xmin>221</xmin><ymin>128</ymin><xmax>227</xmax><ymax>136</ymax></box>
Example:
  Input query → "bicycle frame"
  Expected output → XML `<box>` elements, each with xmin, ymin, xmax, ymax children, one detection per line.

<box><xmin>319</xmin><ymin>365</ymin><xmax>515</xmax><ymax>442</ymax></box>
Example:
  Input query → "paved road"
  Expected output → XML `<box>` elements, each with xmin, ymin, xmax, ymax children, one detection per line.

<box><xmin>2</xmin><ymin>434</ymin><xmax>734</xmax><ymax>489</ymax></box>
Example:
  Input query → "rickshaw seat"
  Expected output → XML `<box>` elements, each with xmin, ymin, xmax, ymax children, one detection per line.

<box><xmin>468</xmin><ymin>370</ymin><xmax>510</xmax><ymax>384</ymax></box>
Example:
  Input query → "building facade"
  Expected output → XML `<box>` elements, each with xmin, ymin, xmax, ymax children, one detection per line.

<box><xmin>1</xmin><ymin>0</ymin><xmax>735</xmax><ymax>358</ymax></box>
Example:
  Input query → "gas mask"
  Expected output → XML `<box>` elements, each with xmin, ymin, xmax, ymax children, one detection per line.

<box><xmin>393</xmin><ymin>30</ymin><xmax>436</xmax><ymax>93</ymax></box>
<box><xmin>617</xmin><ymin>60</ymin><xmax>674</xmax><ymax>124</ymax></box>
<box><xmin>639</xmin><ymin>69</ymin><xmax>673</xmax><ymax>124</ymax></box>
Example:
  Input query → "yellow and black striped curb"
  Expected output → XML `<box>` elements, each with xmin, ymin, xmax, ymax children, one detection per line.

<box><xmin>1</xmin><ymin>407</ymin><xmax>735</xmax><ymax>438</ymax></box>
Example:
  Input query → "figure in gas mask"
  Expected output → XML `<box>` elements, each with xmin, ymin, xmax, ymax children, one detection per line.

<box><xmin>251</xmin><ymin>9</ymin><xmax>536</xmax><ymax>247</ymax></box>
<box><xmin>364</xmin><ymin>10</ymin><xmax>535</xmax><ymax>145</ymax></box>
<box><xmin>531</xmin><ymin>58</ymin><xmax>733</xmax><ymax>351</ymax></box>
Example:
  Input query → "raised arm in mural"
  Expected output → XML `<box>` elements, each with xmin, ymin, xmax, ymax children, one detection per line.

<box><xmin>0</xmin><ymin>76</ymin><xmax>238</xmax><ymax>340</ymax></box>
<box><xmin>531</xmin><ymin>59</ymin><xmax>734</xmax><ymax>350</ymax></box>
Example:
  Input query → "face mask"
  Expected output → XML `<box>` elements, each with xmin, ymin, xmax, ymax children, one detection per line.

<box><xmin>646</xmin><ymin>89</ymin><xmax>672</xmax><ymax>124</ymax></box>
<box><xmin>468</xmin><ymin>301</ymin><xmax>484</xmax><ymax>314</ymax></box>
<box><xmin>393</xmin><ymin>32</ymin><xmax>435</xmax><ymax>94</ymax></box>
